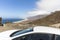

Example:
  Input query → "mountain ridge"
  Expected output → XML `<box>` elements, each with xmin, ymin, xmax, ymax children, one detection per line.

<box><xmin>31</xmin><ymin>11</ymin><xmax>60</xmax><ymax>26</ymax></box>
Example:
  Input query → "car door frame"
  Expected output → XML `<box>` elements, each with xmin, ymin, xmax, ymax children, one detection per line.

<box><xmin>11</xmin><ymin>31</ymin><xmax>55</xmax><ymax>40</ymax></box>
<box><xmin>11</xmin><ymin>31</ymin><xmax>34</xmax><ymax>39</ymax></box>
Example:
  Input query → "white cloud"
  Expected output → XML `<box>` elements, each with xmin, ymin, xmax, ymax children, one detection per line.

<box><xmin>28</xmin><ymin>10</ymin><xmax>50</xmax><ymax>16</ymax></box>
<box><xmin>28</xmin><ymin>0</ymin><xmax>60</xmax><ymax>16</ymax></box>
<box><xmin>37</xmin><ymin>0</ymin><xmax>60</xmax><ymax>12</ymax></box>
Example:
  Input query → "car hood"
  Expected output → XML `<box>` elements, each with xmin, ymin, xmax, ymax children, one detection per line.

<box><xmin>0</xmin><ymin>30</ymin><xmax>18</xmax><ymax>38</ymax></box>
<box><xmin>0</xmin><ymin>37</ymin><xmax>11</xmax><ymax>40</ymax></box>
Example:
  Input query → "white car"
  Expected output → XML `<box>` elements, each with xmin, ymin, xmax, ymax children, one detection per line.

<box><xmin>0</xmin><ymin>26</ymin><xmax>60</xmax><ymax>40</ymax></box>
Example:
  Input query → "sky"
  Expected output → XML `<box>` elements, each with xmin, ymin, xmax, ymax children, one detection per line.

<box><xmin>0</xmin><ymin>0</ymin><xmax>60</xmax><ymax>18</ymax></box>
<box><xmin>28</xmin><ymin>0</ymin><xmax>60</xmax><ymax>17</ymax></box>
<box><xmin>0</xmin><ymin>0</ymin><xmax>37</xmax><ymax>18</ymax></box>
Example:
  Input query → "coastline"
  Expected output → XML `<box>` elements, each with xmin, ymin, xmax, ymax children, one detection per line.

<box><xmin>13</xmin><ymin>18</ymin><xmax>28</xmax><ymax>23</ymax></box>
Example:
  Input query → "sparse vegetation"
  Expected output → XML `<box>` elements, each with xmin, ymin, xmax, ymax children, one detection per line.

<box><xmin>31</xmin><ymin>11</ymin><xmax>60</xmax><ymax>26</ymax></box>
<box><xmin>0</xmin><ymin>11</ymin><xmax>60</xmax><ymax>32</ymax></box>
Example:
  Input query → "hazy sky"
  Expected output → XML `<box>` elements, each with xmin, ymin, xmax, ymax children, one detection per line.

<box><xmin>0</xmin><ymin>0</ymin><xmax>37</xmax><ymax>18</ymax></box>
<box><xmin>0</xmin><ymin>0</ymin><xmax>60</xmax><ymax>18</ymax></box>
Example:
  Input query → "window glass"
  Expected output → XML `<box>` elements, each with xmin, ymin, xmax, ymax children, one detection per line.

<box><xmin>56</xmin><ymin>35</ymin><xmax>60</xmax><ymax>40</ymax></box>
<box><xmin>10</xmin><ymin>27</ymin><xmax>33</xmax><ymax>37</ymax></box>
<box><xmin>12</xmin><ymin>33</ymin><xmax>53</xmax><ymax>40</ymax></box>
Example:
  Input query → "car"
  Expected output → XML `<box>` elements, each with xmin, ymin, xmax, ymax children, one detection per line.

<box><xmin>0</xmin><ymin>26</ymin><xmax>60</xmax><ymax>40</ymax></box>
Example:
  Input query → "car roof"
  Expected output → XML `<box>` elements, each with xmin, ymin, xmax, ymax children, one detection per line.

<box><xmin>33</xmin><ymin>26</ymin><xmax>60</xmax><ymax>35</ymax></box>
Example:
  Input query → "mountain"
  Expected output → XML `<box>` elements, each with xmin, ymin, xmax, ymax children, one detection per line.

<box><xmin>15</xmin><ymin>15</ymin><xmax>49</xmax><ymax>24</ymax></box>
<box><xmin>31</xmin><ymin>11</ymin><xmax>60</xmax><ymax>26</ymax></box>
<box><xmin>27</xmin><ymin>14</ymin><xmax>49</xmax><ymax>21</ymax></box>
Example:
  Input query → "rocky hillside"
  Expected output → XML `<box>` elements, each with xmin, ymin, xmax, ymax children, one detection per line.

<box><xmin>31</xmin><ymin>11</ymin><xmax>60</xmax><ymax>26</ymax></box>
<box><xmin>1</xmin><ymin>11</ymin><xmax>60</xmax><ymax>32</ymax></box>
<box><xmin>27</xmin><ymin>15</ymin><xmax>48</xmax><ymax>21</ymax></box>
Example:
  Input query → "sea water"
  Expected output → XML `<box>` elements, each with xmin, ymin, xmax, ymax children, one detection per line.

<box><xmin>2</xmin><ymin>18</ymin><xmax>23</xmax><ymax>24</ymax></box>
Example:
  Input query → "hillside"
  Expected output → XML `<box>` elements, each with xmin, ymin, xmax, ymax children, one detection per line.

<box><xmin>0</xmin><ymin>11</ymin><xmax>60</xmax><ymax>32</ymax></box>
<box><xmin>31</xmin><ymin>11</ymin><xmax>60</xmax><ymax>26</ymax></box>
<box><xmin>27</xmin><ymin>15</ymin><xmax>48</xmax><ymax>21</ymax></box>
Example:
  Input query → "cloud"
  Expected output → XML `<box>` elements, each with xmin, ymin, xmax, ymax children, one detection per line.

<box><xmin>28</xmin><ymin>0</ymin><xmax>60</xmax><ymax>16</ymax></box>
<box><xmin>37</xmin><ymin>0</ymin><xmax>60</xmax><ymax>12</ymax></box>
<box><xmin>28</xmin><ymin>10</ymin><xmax>50</xmax><ymax>16</ymax></box>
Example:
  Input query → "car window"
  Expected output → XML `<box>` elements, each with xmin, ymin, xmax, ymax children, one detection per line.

<box><xmin>10</xmin><ymin>27</ymin><xmax>33</xmax><ymax>37</ymax></box>
<box><xmin>12</xmin><ymin>33</ymin><xmax>53</xmax><ymax>40</ymax></box>
<box><xmin>56</xmin><ymin>35</ymin><xmax>60</xmax><ymax>40</ymax></box>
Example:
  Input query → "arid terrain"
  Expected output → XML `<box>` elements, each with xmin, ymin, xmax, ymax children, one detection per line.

<box><xmin>0</xmin><ymin>11</ymin><xmax>60</xmax><ymax>32</ymax></box>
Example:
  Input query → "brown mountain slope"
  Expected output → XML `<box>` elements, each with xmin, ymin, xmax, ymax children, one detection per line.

<box><xmin>31</xmin><ymin>11</ymin><xmax>60</xmax><ymax>26</ymax></box>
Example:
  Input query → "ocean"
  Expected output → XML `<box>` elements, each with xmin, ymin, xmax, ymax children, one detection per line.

<box><xmin>2</xmin><ymin>18</ymin><xmax>23</xmax><ymax>24</ymax></box>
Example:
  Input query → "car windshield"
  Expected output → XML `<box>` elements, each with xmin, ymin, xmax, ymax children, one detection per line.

<box><xmin>10</xmin><ymin>27</ymin><xmax>33</xmax><ymax>37</ymax></box>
